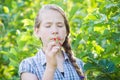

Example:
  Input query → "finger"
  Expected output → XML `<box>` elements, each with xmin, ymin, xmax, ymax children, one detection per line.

<box><xmin>46</xmin><ymin>41</ymin><xmax>56</xmax><ymax>52</ymax></box>
<box><xmin>46</xmin><ymin>41</ymin><xmax>61</xmax><ymax>55</ymax></box>
<box><xmin>51</xmin><ymin>46</ymin><xmax>60</xmax><ymax>53</ymax></box>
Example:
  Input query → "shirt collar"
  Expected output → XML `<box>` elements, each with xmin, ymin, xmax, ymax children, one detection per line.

<box><xmin>36</xmin><ymin>49</ymin><xmax>46</xmax><ymax>66</ymax></box>
<box><xmin>62</xmin><ymin>50</ymin><xmax>70</xmax><ymax>61</ymax></box>
<box><xmin>36</xmin><ymin>49</ymin><xmax>70</xmax><ymax>66</ymax></box>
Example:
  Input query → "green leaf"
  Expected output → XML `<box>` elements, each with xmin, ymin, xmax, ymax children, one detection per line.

<box><xmin>98</xmin><ymin>59</ymin><xmax>115</xmax><ymax>73</ymax></box>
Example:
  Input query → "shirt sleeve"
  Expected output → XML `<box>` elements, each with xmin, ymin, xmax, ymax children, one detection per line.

<box><xmin>18</xmin><ymin>58</ymin><xmax>35</xmax><ymax>76</ymax></box>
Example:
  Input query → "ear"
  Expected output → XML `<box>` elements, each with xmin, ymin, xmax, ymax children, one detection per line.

<box><xmin>34</xmin><ymin>28</ymin><xmax>40</xmax><ymax>38</ymax></box>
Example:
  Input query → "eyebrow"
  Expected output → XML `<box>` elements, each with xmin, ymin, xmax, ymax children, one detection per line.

<box><xmin>56</xmin><ymin>22</ymin><xmax>64</xmax><ymax>24</ymax></box>
<box><xmin>45</xmin><ymin>22</ymin><xmax>52</xmax><ymax>24</ymax></box>
<box><xmin>44</xmin><ymin>21</ymin><xmax>64</xmax><ymax>24</ymax></box>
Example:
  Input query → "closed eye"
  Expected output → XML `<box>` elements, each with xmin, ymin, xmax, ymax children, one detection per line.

<box><xmin>44</xmin><ymin>24</ymin><xmax>51</xmax><ymax>28</ymax></box>
<box><xmin>44</xmin><ymin>22</ymin><xmax>52</xmax><ymax>28</ymax></box>
<box><xmin>57</xmin><ymin>24</ymin><xmax>64</xmax><ymax>28</ymax></box>
<box><xmin>45</xmin><ymin>25</ymin><xmax>51</xmax><ymax>28</ymax></box>
<box><xmin>57</xmin><ymin>22</ymin><xmax>64</xmax><ymax>28</ymax></box>
<box><xmin>58</xmin><ymin>25</ymin><xmax>63</xmax><ymax>27</ymax></box>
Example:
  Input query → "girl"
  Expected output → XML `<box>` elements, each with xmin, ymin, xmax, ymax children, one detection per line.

<box><xmin>19</xmin><ymin>4</ymin><xmax>85</xmax><ymax>80</ymax></box>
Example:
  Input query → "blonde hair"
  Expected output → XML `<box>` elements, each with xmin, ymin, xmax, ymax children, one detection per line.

<box><xmin>34</xmin><ymin>4</ymin><xmax>85</xmax><ymax>80</ymax></box>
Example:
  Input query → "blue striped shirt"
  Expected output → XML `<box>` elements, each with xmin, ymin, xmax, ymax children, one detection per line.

<box><xmin>19</xmin><ymin>49</ymin><xmax>84</xmax><ymax>80</ymax></box>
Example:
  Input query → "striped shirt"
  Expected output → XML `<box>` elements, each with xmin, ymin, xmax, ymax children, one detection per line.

<box><xmin>19</xmin><ymin>49</ymin><xmax>84</xmax><ymax>80</ymax></box>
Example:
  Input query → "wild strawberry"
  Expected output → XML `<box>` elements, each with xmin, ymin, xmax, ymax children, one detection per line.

<box><xmin>57</xmin><ymin>37</ymin><xmax>61</xmax><ymax>40</ymax></box>
<box><xmin>53</xmin><ymin>38</ymin><xmax>57</xmax><ymax>41</ymax></box>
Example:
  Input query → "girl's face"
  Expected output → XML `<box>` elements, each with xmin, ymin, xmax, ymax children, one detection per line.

<box><xmin>35</xmin><ymin>9</ymin><xmax>67</xmax><ymax>48</ymax></box>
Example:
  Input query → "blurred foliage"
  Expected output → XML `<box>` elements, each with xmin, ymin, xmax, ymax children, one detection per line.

<box><xmin>0</xmin><ymin>0</ymin><xmax>120</xmax><ymax>80</ymax></box>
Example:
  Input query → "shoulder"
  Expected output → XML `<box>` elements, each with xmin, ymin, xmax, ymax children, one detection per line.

<box><xmin>76</xmin><ymin>58</ymin><xmax>85</xmax><ymax>71</ymax></box>
<box><xmin>19</xmin><ymin>51</ymin><xmax>41</xmax><ymax>67</ymax></box>
<box><xmin>76</xmin><ymin>58</ymin><xmax>84</xmax><ymax>66</ymax></box>
<box><xmin>19</xmin><ymin>56</ymin><xmax>37</xmax><ymax>75</ymax></box>
<box><xmin>19</xmin><ymin>56</ymin><xmax>36</xmax><ymax>67</ymax></box>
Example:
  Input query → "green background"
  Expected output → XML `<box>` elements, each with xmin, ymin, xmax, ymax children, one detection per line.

<box><xmin>0</xmin><ymin>0</ymin><xmax>120</xmax><ymax>80</ymax></box>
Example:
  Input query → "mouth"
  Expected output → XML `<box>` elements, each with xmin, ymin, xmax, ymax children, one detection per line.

<box><xmin>50</xmin><ymin>37</ymin><xmax>62</xmax><ymax>46</ymax></box>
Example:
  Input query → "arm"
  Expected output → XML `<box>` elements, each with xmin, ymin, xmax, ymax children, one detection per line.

<box><xmin>42</xmin><ymin>41</ymin><xmax>61</xmax><ymax>80</ymax></box>
<box><xmin>19</xmin><ymin>59</ymin><xmax>38</xmax><ymax>80</ymax></box>
<box><xmin>21</xmin><ymin>72</ymin><xmax>38</xmax><ymax>80</ymax></box>
<box><xmin>42</xmin><ymin>65</ymin><xmax>56</xmax><ymax>80</ymax></box>
<box><xmin>21</xmin><ymin>66</ymin><xmax>56</xmax><ymax>80</ymax></box>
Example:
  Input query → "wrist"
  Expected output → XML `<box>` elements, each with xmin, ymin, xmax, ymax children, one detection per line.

<box><xmin>46</xmin><ymin>65</ymin><xmax>56</xmax><ymax>72</ymax></box>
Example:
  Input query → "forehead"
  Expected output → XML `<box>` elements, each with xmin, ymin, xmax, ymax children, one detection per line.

<box><xmin>40</xmin><ymin>9</ymin><xmax>64</xmax><ymax>23</ymax></box>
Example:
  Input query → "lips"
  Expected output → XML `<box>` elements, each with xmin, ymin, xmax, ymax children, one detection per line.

<box><xmin>53</xmin><ymin>37</ymin><xmax>61</xmax><ymax>41</ymax></box>
<box><xmin>50</xmin><ymin>37</ymin><xmax>62</xmax><ymax>46</ymax></box>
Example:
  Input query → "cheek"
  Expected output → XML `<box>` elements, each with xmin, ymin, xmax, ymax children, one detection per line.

<box><xmin>60</xmin><ymin>30</ymin><xmax>67</xmax><ymax>42</ymax></box>
<box><xmin>39</xmin><ymin>33</ymin><xmax>47</xmax><ymax>40</ymax></box>
<box><xmin>39</xmin><ymin>32</ymin><xmax>50</xmax><ymax>44</ymax></box>
<box><xmin>37</xmin><ymin>28</ymin><xmax>48</xmax><ymax>38</ymax></box>
<box><xmin>62</xmin><ymin>29</ymin><xmax>67</xmax><ymax>37</ymax></box>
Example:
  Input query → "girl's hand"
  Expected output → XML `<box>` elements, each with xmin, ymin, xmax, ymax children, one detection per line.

<box><xmin>44</xmin><ymin>39</ymin><xmax>61</xmax><ymax>69</ymax></box>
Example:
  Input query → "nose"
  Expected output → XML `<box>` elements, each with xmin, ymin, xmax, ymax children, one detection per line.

<box><xmin>51</xmin><ymin>25</ymin><xmax>58</xmax><ymax>35</ymax></box>
<box><xmin>52</xmin><ymin>32</ymin><xmax>58</xmax><ymax>34</ymax></box>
